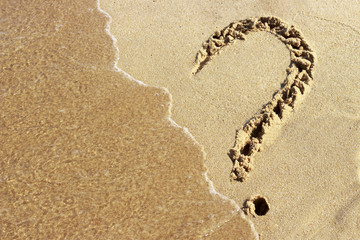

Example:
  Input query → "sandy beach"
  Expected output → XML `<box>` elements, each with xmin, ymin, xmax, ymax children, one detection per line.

<box><xmin>1</xmin><ymin>0</ymin><xmax>359</xmax><ymax>239</ymax></box>
<box><xmin>101</xmin><ymin>0</ymin><xmax>360</xmax><ymax>238</ymax></box>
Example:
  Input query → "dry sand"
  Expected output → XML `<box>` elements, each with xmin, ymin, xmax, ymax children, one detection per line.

<box><xmin>1</xmin><ymin>0</ymin><xmax>360</xmax><ymax>239</ymax></box>
<box><xmin>100</xmin><ymin>0</ymin><xmax>360</xmax><ymax>239</ymax></box>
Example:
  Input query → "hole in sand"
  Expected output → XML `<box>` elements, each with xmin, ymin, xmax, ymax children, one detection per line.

<box><xmin>253</xmin><ymin>197</ymin><xmax>269</xmax><ymax>216</ymax></box>
<box><xmin>243</xmin><ymin>195</ymin><xmax>270</xmax><ymax>217</ymax></box>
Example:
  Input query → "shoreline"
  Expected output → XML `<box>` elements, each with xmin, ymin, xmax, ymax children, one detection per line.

<box><xmin>97</xmin><ymin>0</ymin><xmax>260</xmax><ymax>237</ymax></box>
<box><xmin>1</xmin><ymin>0</ymin><xmax>359</xmax><ymax>239</ymax></box>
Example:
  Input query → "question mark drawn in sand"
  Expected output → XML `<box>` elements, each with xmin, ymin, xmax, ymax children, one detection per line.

<box><xmin>192</xmin><ymin>17</ymin><xmax>316</xmax><ymax>182</ymax></box>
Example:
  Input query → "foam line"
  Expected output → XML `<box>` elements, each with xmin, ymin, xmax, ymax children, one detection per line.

<box><xmin>96</xmin><ymin>1</ymin><xmax>148</xmax><ymax>87</ymax></box>
<box><xmin>96</xmin><ymin>1</ymin><xmax>260</xmax><ymax>238</ymax></box>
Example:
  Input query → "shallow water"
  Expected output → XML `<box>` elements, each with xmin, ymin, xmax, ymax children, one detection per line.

<box><xmin>0</xmin><ymin>0</ymin><xmax>257</xmax><ymax>239</ymax></box>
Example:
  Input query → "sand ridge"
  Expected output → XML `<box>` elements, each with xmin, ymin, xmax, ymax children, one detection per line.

<box><xmin>192</xmin><ymin>16</ymin><xmax>316</xmax><ymax>181</ymax></box>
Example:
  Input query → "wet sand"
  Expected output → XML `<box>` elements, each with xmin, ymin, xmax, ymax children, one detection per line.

<box><xmin>1</xmin><ymin>0</ymin><xmax>360</xmax><ymax>239</ymax></box>
<box><xmin>0</xmin><ymin>0</ymin><xmax>258</xmax><ymax>239</ymax></box>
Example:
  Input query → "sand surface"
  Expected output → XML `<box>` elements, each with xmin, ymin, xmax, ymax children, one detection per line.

<box><xmin>0</xmin><ymin>0</ymin><xmax>256</xmax><ymax>239</ymax></box>
<box><xmin>1</xmin><ymin>0</ymin><xmax>360</xmax><ymax>239</ymax></box>
<box><xmin>100</xmin><ymin>0</ymin><xmax>360</xmax><ymax>239</ymax></box>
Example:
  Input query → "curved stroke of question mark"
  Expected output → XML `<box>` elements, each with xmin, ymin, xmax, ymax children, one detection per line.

<box><xmin>192</xmin><ymin>17</ymin><xmax>316</xmax><ymax>182</ymax></box>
